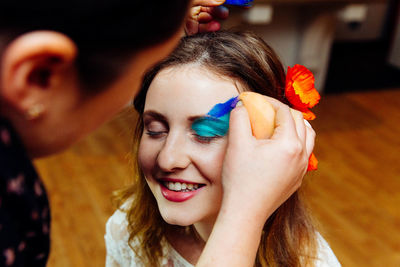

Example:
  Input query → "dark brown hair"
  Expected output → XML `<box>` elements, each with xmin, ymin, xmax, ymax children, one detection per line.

<box><xmin>0</xmin><ymin>0</ymin><xmax>191</xmax><ymax>91</ymax></box>
<box><xmin>118</xmin><ymin>30</ymin><xmax>318</xmax><ymax>266</ymax></box>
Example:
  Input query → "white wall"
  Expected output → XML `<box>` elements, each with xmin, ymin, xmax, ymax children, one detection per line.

<box><xmin>221</xmin><ymin>4</ymin><xmax>339</xmax><ymax>91</ymax></box>
<box><xmin>221</xmin><ymin>1</ymin><xmax>390</xmax><ymax>91</ymax></box>
<box><xmin>222</xmin><ymin>6</ymin><xmax>300</xmax><ymax>67</ymax></box>
<box><xmin>335</xmin><ymin>3</ymin><xmax>388</xmax><ymax>41</ymax></box>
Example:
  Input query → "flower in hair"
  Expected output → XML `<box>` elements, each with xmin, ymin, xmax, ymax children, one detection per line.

<box><xmin>285</xmin><ymin>64</ymin><xmax>320</xmax><ymax>171</ymax></box>
<box><xmin>285</xmin><ymin>64</ymin><xmax>320</xmax><ymax>120</ymax></box>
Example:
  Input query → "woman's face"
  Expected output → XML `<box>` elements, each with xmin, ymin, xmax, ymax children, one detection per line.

<box><xmin>138</xmin><ymin>65</ymin><xmax>239</xmax><ymax>227</ymax></box>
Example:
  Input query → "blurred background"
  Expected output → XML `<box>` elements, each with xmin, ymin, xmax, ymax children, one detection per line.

<box><xmin>34</xmin><ymin>0</ymin><xmax>400</xmax><ymax>266</ymax></box>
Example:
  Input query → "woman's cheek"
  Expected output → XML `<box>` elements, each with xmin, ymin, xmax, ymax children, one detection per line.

<box><xmin>197</xmin><ymin>142</ymin><xmax>228</xmax><ymax>182</ymax></box>
<box><xmin>138</xmin><ymin>139</ymin><xmax>157</xmax><ymax>174</ymax></box>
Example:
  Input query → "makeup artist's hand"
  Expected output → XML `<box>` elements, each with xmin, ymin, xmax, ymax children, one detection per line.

<box><xmin>185</xmin><ymin>0</ymin><xmax>229</xmax><ymax>35</ymax></box>
<box><xmin>196</xmin><ymin>98</ymin><xmax>315</xmax><ymax>267</ymax></box>
<box><xmin>222</xmin><ymin>97</ymin><xmax>315</xmax><ymax>223</ymax></box>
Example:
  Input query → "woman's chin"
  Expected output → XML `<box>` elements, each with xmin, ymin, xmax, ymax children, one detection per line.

<box><xmin>160</xmin><ymin>212</ymin><xmax>197</xmax><ymax>227</ymax></box>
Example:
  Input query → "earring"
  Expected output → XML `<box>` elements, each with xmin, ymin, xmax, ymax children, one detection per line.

<box><xmin>26</xmin><ymin>104</ymin><xmax>44</xmax><ymax>120</ymax></box>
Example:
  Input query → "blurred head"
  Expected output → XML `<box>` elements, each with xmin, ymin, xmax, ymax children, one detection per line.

<box><xmin>0</xmin><ymin>0</ymin><xmax>191</xmax><ymax>157</ymax></box>
<box><xmin>122</xmin><ymin>30</ymin><xmax>316</xmax><ymax>266</ymax></box>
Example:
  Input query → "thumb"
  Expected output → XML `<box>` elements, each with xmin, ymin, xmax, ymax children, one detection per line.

<box><xmin>192</xmin><ymin>0</ymin><xmax>226</xmax><ymax>7</ymax></box>
<box><xmin>228</xmin><ymin>105</ymin><xmax>253</xmax><ymax>147</ymax></box>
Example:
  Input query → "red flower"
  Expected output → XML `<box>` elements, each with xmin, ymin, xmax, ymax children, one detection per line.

<box><xmin>285</xmin><ymin>64</ymin><xmax>320</xmax><ymax>120</ymax></box>
<box><xmin>285</xmin><ymin>64</ymin><xmax>320</xmax><ymax>171</ymax></box>
<box><xmin>307</xmin><ymin>153</ymin><xmax>318</xmax><ymax>171</ymax></box>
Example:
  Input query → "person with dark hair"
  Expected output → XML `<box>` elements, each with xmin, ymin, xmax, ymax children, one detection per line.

<box><xmin>105</xmin><ymin>30</ymin><xmax>340</xmax><ymax>266</ymax></box>
<box><xmin>0</xmin><ymin>1</ymin><xmax>230</xmax><ymax>266</ymax></box>
<box><xmin>0</xmin><ymin>2</ymin><xmax>321</xmax><ymax>267</ymax></box>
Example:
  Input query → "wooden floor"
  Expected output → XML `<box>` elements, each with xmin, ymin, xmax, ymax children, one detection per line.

<box><xmin>34</xmin><ymin>88</ymin><xmax>400</xmax><ymax>267</ymax></box>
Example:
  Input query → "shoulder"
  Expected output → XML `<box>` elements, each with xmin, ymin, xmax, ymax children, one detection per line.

<box><xmin>105</xmin><ymin>199</ymin><xmax>141</xmax><ymax>266</ymax></box>
<box><xmin>314</xmin><ymin>233</ymin><xmax>341</xmax><ymax>267</ymax></box>
<box><xmin>105</xmin><ymin>199</ymin><xmax>133</xmax><ymax>244</ymax></box>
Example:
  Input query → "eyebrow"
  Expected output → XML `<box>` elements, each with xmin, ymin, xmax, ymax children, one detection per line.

<box><xmin>142</xmin><ymin>110</ymin><xmax>207</xmax><ymax>123</ymax></box>
<box><xmin>142</xmin><ymin>110</ymin><xmax>168</xmax><ymax>122</ymax></box>
<box><xmin>188</xmin><ymin>115</ymin><xmax>207</xmax><ymax>122</ymax></box>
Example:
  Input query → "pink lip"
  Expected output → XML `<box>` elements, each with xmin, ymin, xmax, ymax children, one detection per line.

<box><xmin>160</xmin><ymin>183</ymin><xmax>203</xmax><ymax>202</ymax></box>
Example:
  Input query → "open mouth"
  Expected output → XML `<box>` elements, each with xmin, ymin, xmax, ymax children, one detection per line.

<box><xmin>158</xmin><ymin>180</ymin><xmax>206</xmax><ymax>202</ymax></box>
<box><xmin>162</xmin><ymin>181</ymin><xmax>205</xmax><ymax>192</ymax></box>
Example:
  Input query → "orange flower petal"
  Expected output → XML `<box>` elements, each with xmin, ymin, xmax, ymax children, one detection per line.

<box><xmin>285</xmin><ymin>65</ymin><xmax>320</xmax><ymax>110</ymax></box>
<box><xmin>301</xmin><ymin>109</ymin><xmax>316</xmax><ymax>121</ymax></box>
<box><xmin>307</xmin><ymin>152</ymin><xmax>318</xmax><ymax>171</ymax></box>
<box><xmin>285</xmin><ymin>65</ymin><xmax>319</xmax><ymax>172</ymax></box>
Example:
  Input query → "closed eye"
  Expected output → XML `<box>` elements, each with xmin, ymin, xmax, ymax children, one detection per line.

<box><xmin>145</xmin><ymin>130</ymin><xmax>167</xmax><ymax>138</ymax></box>
<box><xmin>193</xmin><ymin>133</ymin><xmax>222</xmax><ymax>144</ymax></box>
<box><xmin>143</xmin><ymin>115</ymin><xmax>168</xmax><ymax>139</ymax></box>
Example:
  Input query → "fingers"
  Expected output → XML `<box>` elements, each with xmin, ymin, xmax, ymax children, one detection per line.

<box><xmin>228</xmin><ymin>106</ymin><xmax>253</xmax><ymax>148</ymax></box>
<box><xmin>192</xmin><ymin>0</ymin><xmax>226</xmax><ymax>7</ymax></box>
<box><xmin>230</xmin><ymin>95</ymin><xmax>316</xmax><ymax>162</ymax></box>
<box><xmin>265</xmin><ymin>97</ymin><xmax>297</xmax><ymax>141</ymax></box>
<box><xmin>196</xmin><ymin>6</ymin><xmax>228</xmax><ymax>32</ymax></box>
<box><xmin>205</xmin><ymin>5</ymin><xmax>229</xmax><ymax>19</ymax></box>
<box><xmin>185</xmin><ymin>19</ymin><xmax>199</xmax><ymax>36</ymax></box>
<box><xmin>186</xmin><ymin>1</ymin><xmax>229</xmax><ymax>36</ymax></box>
<box><xmin>197</xmin><ymin>12</ymin><xmax>213</xmax><ymax>23</ymax></box>
<box><xmin>198</xmin><ymin>21</ymin><xmax>221</xmax><ymax>33</ymax></box>
<box><xmin>192</xmin><ymin>4</ymin><xmax>228</xmax><ymax>20</ymax></box>
<box><xmin>290</xmin><ymin>109</ymin><xmax>306</xmax><ymax>145</ymax></box>
<box><xmin>304</xmin><ymin>121</ymin><xmax>316</xmax><ymax>157</ymax></box>
<box><xmin>263</xmin><ymin>96</ymin><xmax>316</xmax><ymax>163</ymax></box>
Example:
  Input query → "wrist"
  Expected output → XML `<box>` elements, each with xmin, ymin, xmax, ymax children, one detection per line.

<box><xmin>219</xmin><ymin>190</ymin><xmax>275</xmax><ymax>228</ymax></box>
<box><xmin>197</xmin><ymin>200</ymin><xmax>265</xmax><ymax>267</ymax></box>
<box><xmin>217</xmin><ymin>196</ymin><xmax>269</xmax><ymax>234</ymax></box>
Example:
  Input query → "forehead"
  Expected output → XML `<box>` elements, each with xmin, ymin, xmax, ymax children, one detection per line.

<box><xmin>144</xmin><ymin>65</ymin><xmax>240</xmax><ymax>116</ymax></box>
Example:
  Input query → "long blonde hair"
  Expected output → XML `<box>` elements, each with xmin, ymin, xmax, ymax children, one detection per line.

<box><xmin>115</xmin><ymin>30</ymin><xmax>318</xmax><ymax>266</ymax></box>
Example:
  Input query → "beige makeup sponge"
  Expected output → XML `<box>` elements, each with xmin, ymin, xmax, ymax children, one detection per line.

<box><xmin>239</xmin><ymin>92</ymin><xmax>276</xmax><ymax>139</ymax></box>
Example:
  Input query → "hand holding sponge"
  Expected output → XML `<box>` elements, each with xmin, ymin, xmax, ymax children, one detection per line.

<box><xmin>238</xmin><ymin>91</ymin><xmax>318</xmax><ymax>171</ymax></box>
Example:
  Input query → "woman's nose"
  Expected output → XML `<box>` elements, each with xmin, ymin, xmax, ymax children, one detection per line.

<box><xmin>157</xmin><ymin>132</ymin><xmax>190</xmax><ymax>172</ymax></box>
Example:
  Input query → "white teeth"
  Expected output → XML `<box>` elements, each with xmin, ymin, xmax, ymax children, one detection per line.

<box><xmin>164</xmin><ymin>181</ymin><xmax>201</xmax><ymax>192</ymax></box>
<box><xmin>169</xmin><ymin>182</ymin><xmax>175</xmax><ymax>190</ymax></box>
<box><xmin>175</xmin><ymin>182</ymin><xmax>182</xmax><ymax>191</ymax></box>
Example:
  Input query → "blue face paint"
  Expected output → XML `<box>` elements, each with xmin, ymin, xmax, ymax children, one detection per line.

<box><xmin>192</xmin><ymin>96</ymin><xmax>239</xmax><ymax>137</ymax></box>
<box><xmin>224</xmin><ymin>0</ymin><xmax>253</xmax><ymax>7</ymax></box>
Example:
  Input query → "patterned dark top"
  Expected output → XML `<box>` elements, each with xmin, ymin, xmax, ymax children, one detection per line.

<box><xmin>0</xmin><ymin>117</ymin><xmax>50</xmax><ymax>267</ymax></box>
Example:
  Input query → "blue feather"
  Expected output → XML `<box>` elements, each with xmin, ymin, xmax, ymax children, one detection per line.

<box><xmin>192</xmin><ymin>96</ymin><xmax>239</xmax><ymax>137</ymax></box>
<box><xmin>207</xmin><ymin>96</ymin><xmax>239</xmax><ymax>118</ymax></box>
<box><xmin>224</xmin><ymin>0</ymin><xmax>253</xmax><ymax>6</ymax></box>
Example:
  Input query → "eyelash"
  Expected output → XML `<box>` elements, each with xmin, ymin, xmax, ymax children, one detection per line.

<box><xmin>193</xmin><ymin>134</ymin><xmax>220</xmax><ymax>144</ymax></box>
<box><xmin>145</xmin><ymin>130</ymin><xmax>167</xmax><ymax>138</ymax></box>
<box><xmin>146</xmin><ymin>130</ymin><xmax>220</xmax><ymax>144</ymax></box>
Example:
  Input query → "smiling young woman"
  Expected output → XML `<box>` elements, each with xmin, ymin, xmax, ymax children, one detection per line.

<box><xmin>106</xmin><ymin>31</ymin><xmax>340</xmax><ymax>267</ymax></box>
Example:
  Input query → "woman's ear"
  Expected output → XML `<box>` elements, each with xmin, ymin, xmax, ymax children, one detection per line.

<box><xmin>1</xmin><ymin>30</ymin><xmax>77</xmax><ymax>117</ymax></box>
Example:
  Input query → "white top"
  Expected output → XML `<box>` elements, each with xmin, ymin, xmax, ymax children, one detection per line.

<box><xmin>105</xmin><ymin>204</ymin><xmax>341</xmax><ymax>267</ymax></box>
